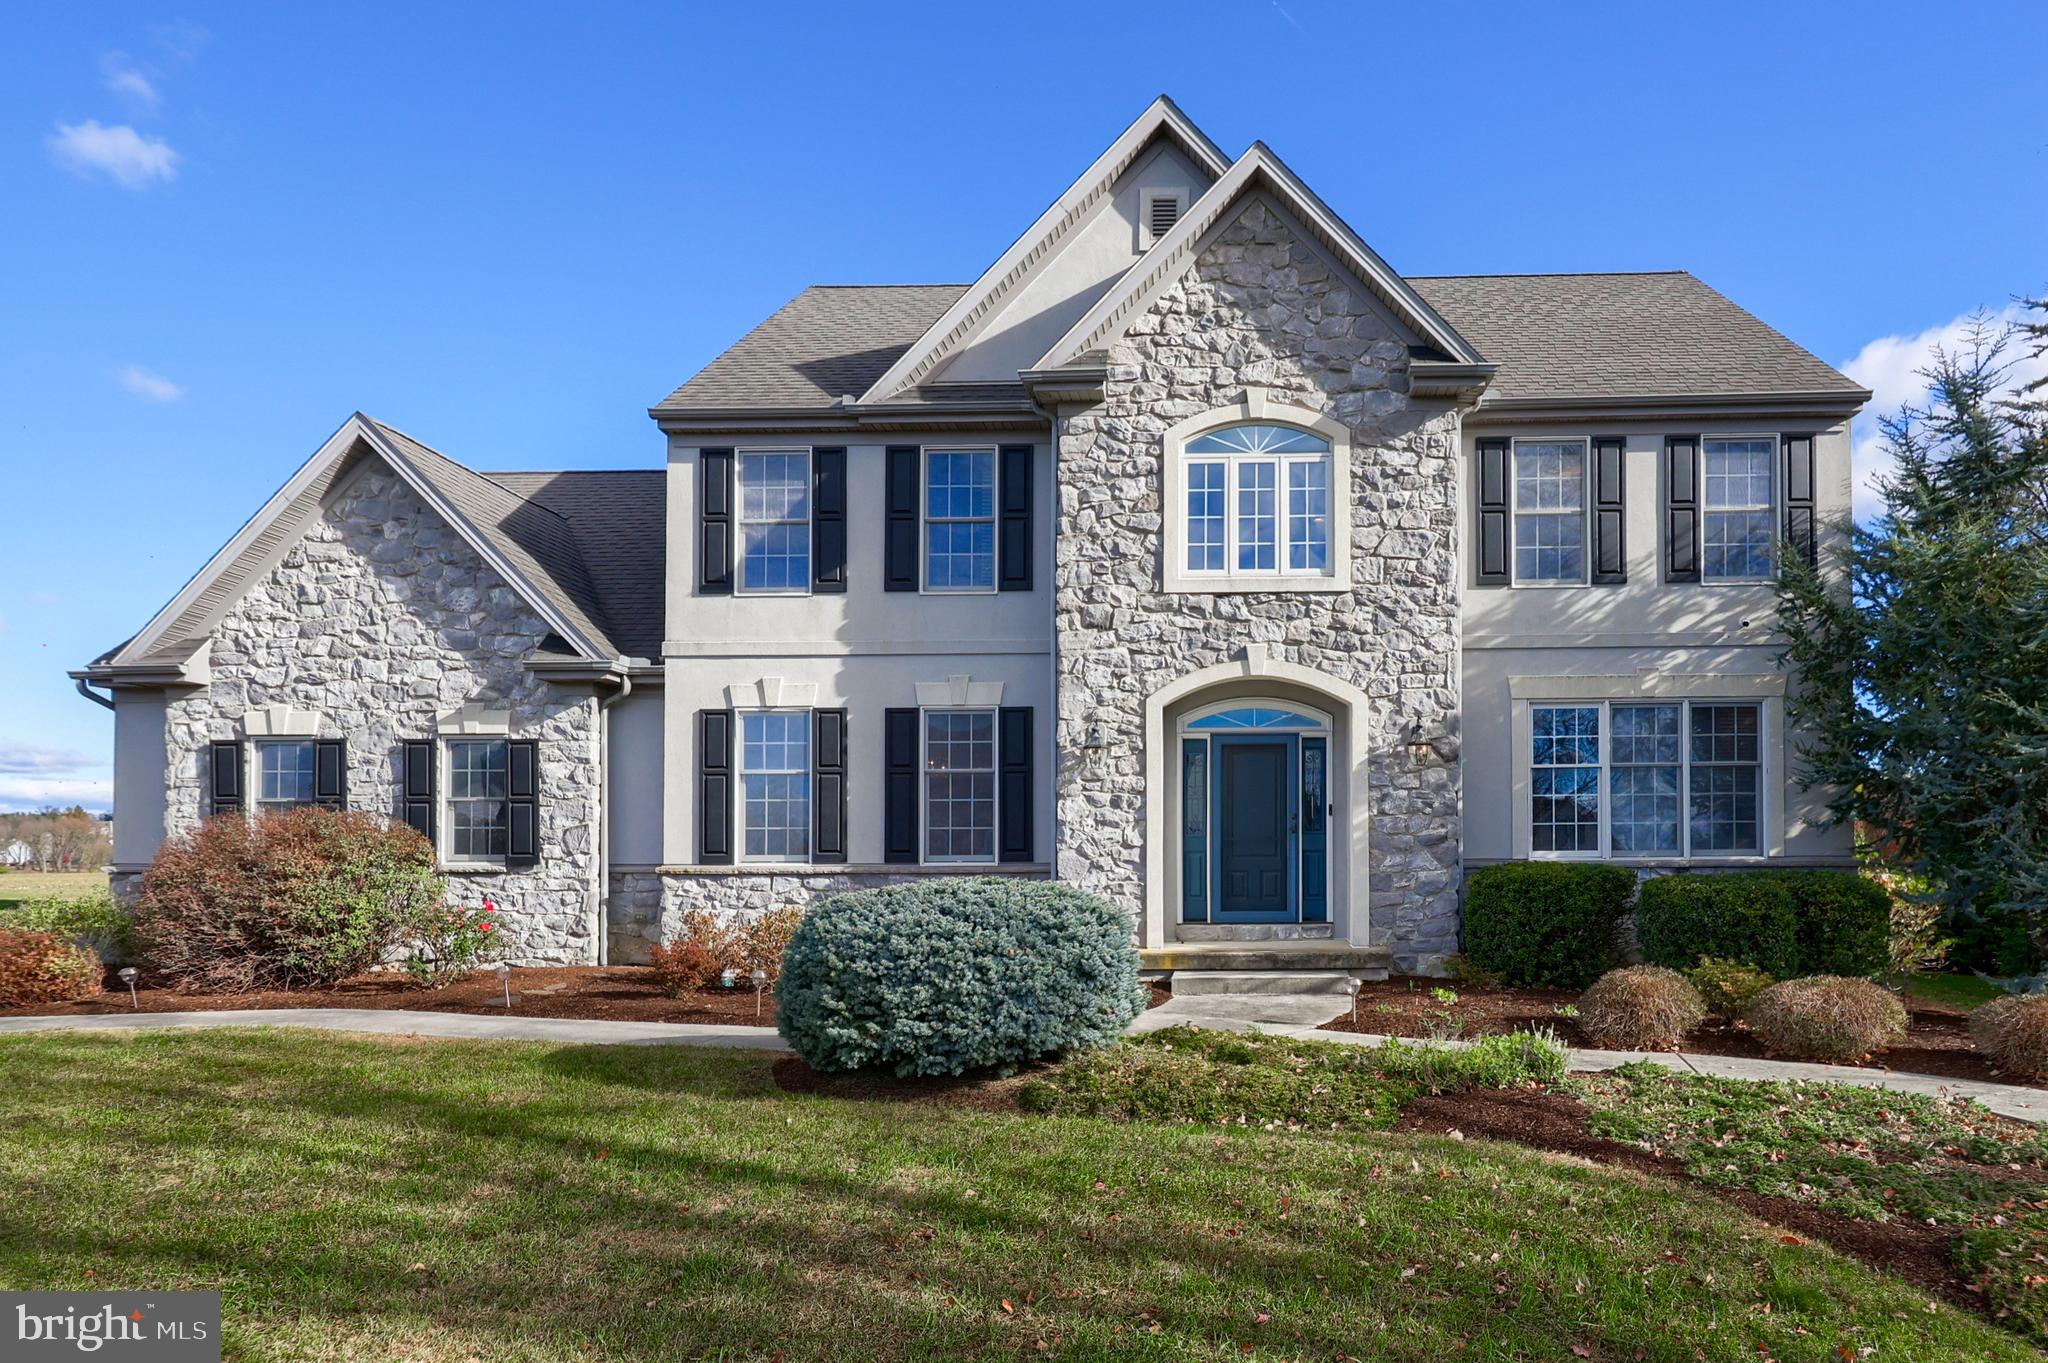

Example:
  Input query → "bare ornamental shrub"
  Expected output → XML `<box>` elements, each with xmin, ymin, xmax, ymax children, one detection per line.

<box><xmin>1970</xmin><ymin>995</ymin><xmax>2048</xmax><ymax>1081</ymax></box>
<box><xmin>1576</xmin><ymin>966</ymin><xmax>1706</xmax><ymax>1050</ymax></box>
<box><xmin>1743</xmin><ymin>977</ymin><xmax>1907</xmax><ymax>1063</ymax></box>
<box><xmin>0</xmin><ymin>928</ymin><xmax>105</xmax><ymax>1006</ymax></box>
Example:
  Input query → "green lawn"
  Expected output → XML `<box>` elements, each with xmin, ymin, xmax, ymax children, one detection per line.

<box><xmin>1909</xmin><ymin>972</ymin><xmax>2009</xmax><ymax>1010</ymax></box>
<box><xmin>0</xmin><ymin>1030</ymin><xmax>2033</xmax><ymax>1362</ymax></box>
<box><xmin>0</xmin><ymin>868</ymin><xmax>109</xmax><ymax>908</ymax></box>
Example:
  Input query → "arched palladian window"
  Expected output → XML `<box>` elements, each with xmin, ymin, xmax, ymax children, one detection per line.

<box><xmin>1161</xmin><ymin>394</ymin><xmax>1351</xmax><ymax>594</ymax></box>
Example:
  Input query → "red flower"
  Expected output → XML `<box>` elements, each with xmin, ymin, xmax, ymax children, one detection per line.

<box><xmin>478</xmin><ymin>922</ymin><xmax>493</xmax><ymax>933</ymax></box>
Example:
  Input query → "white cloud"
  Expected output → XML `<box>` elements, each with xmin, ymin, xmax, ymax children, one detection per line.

<box><xmin>1840</xmin><ymin>305</ymin><xmax>2048</xmax><ymax>519</ymax></box>
<box><xmin>0</xmin><ymin>774</ymin><xmax>112</xmax><ymax>813</ymax></box>
<box><xmin>118</xmin><ymin>365</ymin><xmax>183</xmax><ymax>402</ymax></box>
<box><xmin>0</xmin><ymin>745</ymin><xmax>99</xmax><ymax>776</ymax></box>
<box><xmin>47</xmin><ymin>119</ymin><xmax>179</xmax><ymax>189</ymax></box>
<box><xmin>100</xmin><ymin>52</ymin><xmax>159</xmax><ymax>109</ymax></box>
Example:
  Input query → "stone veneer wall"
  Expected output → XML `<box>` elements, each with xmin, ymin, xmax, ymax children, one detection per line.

<box><xmin>160</xmin><ymin>465</ymin><xmax>603</xmax><ymax>964</ymax></box>
<box><xmin>1052</xmin><ymin>197</ymin><xmax>1464</xmax><ymax>970</ymax></box>
<box><xmin>606</xmin><ymin>868</ymin><xmax>1049</xmax><ymax>963</ymax></box>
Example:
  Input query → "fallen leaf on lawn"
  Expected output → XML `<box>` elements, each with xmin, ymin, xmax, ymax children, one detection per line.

<box><xmin>1253</xmin><ymin>1312</ymin><xmax>1271</xmax><ymax>1324</ymax></box>
<box><xmin>1778</xmin><ymin>1234</ymin><xmax>1804</xmax><ymax>1246</ymax></box>
<box><xmin>1000</xmin><ymin>1300</ymin><xmax>1015</xmax><ymax>1315</ymax></box>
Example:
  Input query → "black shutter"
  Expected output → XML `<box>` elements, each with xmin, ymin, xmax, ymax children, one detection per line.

<box><xmin>506</xmin><ymin>739</ymin><xmax>539</xmax><ymax>869</ymax></box>
<box><xmin>883</xmin><ymin>708</ymin><xmax>919</xmax><ymax>863</ymax></box>
<box><xmin>998</xmin><ymin>444</ymin><xmax>1033</xmax><ymax>592</ymax></box>
<box><xmin>699</xmin><ymin>448</ymin><xmax>734</xmax><ymax>595</ymax></box>
<box><xmin>314</xmin><ymin>739</ymin><xmax>348</xmax><ymax>810</ymax></box>
<box><xmin>699</xmin><ymin>709</ymin><xmax>733</xmax><ymax>865</ymax></box>
<box><xmin>1476</xmin><ymin>438</ymin><xmax>1510</xmax><ymax>585</ymax></box>
<box><xmin>402</xmin><ymin>740</ymin><xmax>435</xmax><ymax>840</ymax></box>
<box><xmin>209</xmin><ymin>740</ymin><xmax>244</xmax><ymax>816</ymax></box>
<box><xmin>1783</xmin><ymin>434</ymin><xmax>1817</xmax><ymax>567</ymax></box>
<box><xmin>998</xmin><ymin>706</ymin><xmax>1033</xmax><ymax>863</ymax></box>
<box><xmin>1591</xmin><ymin>436</ymin><xmax>1627</xmax><ymax>585</ymax></box>
<box><xmin>813</xmin><ymin>446</ymin><xmax>847</xmax><ymax>592</ymax></box>
<box><xmin>1664</xmin><ymin>435</ymin><xmax>1700</xmax><ymax>583</ymax></box>
<box><xmin>884</xmin><ymin>445</ymin><xmax>919</xmax><ymax>592</ymax></box>
<box><xmin>813</xmin><ymin>708</ymin><xmax>848</xmax><ymax>863</ymax></box>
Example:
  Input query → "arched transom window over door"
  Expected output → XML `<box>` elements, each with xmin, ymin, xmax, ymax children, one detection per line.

<box><xmin>1161</xmin><ymin>397</ymin><xmax>1352</xmax><ymax>594</ymax></box>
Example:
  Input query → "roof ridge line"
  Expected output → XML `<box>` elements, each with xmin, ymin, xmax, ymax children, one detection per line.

<box><xmin>1406</xmin><ymin>269</ymin><xmax>1690</xmax><ymax>280</ymax></box>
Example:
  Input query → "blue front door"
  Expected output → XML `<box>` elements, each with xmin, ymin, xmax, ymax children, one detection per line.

<box><xmin>1212</xmin><ymin>737</ymin><xmax>1296</xmax><ymax>922</ymax></box>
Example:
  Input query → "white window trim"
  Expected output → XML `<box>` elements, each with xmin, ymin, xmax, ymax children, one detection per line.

<box><xmin>1160</xmin><ymin>392</ymin><xmax>1352</xmax><ymax>594</ymax></box>
<box><xmin>439</xmin><ymin>736</ymin><xmax>511</xmax><ymax>868</ymax></box>
<box><xmin>919</xmin><ymin>445</ymin><xmax>1000</xmax><ymax>596</ymax></box>
<box><xmin>1508</xmin><ymin>435</ymin><xmax>1591</xmax><ymax>588</ymax></box>
<box><xmin>1138</xmin><ymin>187</ymin><xmax>1188</xmax><ymax>250</ymax></box>
<box><xmin>919</xmin><ymin>706</ymin><xmax>999</xmax><ymax>866</ymax></box>
<box><xmin>1509</xmin><ymin>684</ymin><xmax>1784</xmax><ymax>862</ymax></box>
<box><xmin>1699</xmin><ymin>433</ymin><xmax>1781</xmax><ymax>586</ymax></box>
<box><xmin>250</xmin><ymin>737</ymin><xmax>319</xmax><ymax>813</ymax></box>
<box><xmin>735</xmin><ymin>446</ymin><xmax>813</xmax><ymax>598</ymax></box>
<box><xmin>734</xmin><ymin>707</ymin><xmax>813</xmax><ymax>866</ymax></box>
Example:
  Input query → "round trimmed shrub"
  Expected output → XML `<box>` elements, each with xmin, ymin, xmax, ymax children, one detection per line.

<box><xmin>135</xmin><ymin>809</ymin><xmax>445</xmax><ymax>993</ymax></box>
<box><xmin>1744</xmin><ymin>976</ymin><xmax>1907</xmax><ymax>1062</ymax></box>
<box><xmin>0</xmin><ymin>928</ymin><xmax>105</xmax><ymax>1006</ymax></box>
<box><xmin>1461</xmin><ymin>862</ymin><xmax>1636</xmax><ymax>988</ymax></box>
<box><xmin>1636</xmin><ymin>873</ymin><xmax>1799</xmax><ymax>979</ymax></box>
<box><xmin>1576</xmin><ymin>966</ymin><xmax>1706</xmax><ymax>1050</ymax></box>
<box><xmin>775</xmin><ymin>878</ymin><xmax>1147</xmax><ymax>1077</ymax></box>
<box><xmin>1685</xmin><ymin>956</ymin><xmax>1775</xmax><ymax>1018</ymax></box>
<box><xmin>1776</xmin><ymin>871</ymin><xmax>1891</xmax><ymax>977</ymax></box>
<box><xmin>1970</xmin><ymin>995</ymin><xmax>2048</xmax><ymax>1081</ymax></box>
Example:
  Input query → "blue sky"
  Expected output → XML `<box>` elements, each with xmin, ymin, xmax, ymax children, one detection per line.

<box><xmin>3</xmin><ymin>1</ymin><xmax>2044</xmax><ymax>812</ymax></box>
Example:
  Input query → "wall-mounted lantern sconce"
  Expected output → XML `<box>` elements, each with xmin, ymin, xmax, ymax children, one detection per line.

<box><xmin>1402</xmin><ymin>724</ymin><xmax>1439</xmax><ymax>764</ymax></box>
<box><xmin>1084</xmin><ymin>723</ymin><xmax>1107</xmax><ymax>751</ymax></box>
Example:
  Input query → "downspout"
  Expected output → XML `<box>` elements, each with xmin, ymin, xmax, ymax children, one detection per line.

<box><xmin>593</xmin><ymin>666</ymin><xmax>634</xmax><ymax>966</ymax></box>
<box><xmin>75</xmin><ymin>678</ymin><xmax>115</xmax><ymax>711</ymax></box>
<box><xmin>1024</xmin><ymin>389</ymin><xmax>1060</xmax><ymax>887</ymax></box>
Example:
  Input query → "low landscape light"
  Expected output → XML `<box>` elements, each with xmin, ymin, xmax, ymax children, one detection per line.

<box><xmin>117</xmin><ymin>966</ymin><xmax>139</xmax><ymax>1009</ymax></box>
<box><xmin>750</xmin><ymin>968</ymin><xmax>769</xmax><ymax>1019</ymax></box>
<box><xmin>494</xmin><ymin>961</ymin><xmax>512</xmax><ymax>1010</ymax></box>
<box><xmin>720</xmin><ymin>968</ymin><xmax>738</xmax><ymax>989</ymax></box>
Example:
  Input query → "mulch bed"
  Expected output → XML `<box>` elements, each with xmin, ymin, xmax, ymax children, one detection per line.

<box><xmin>3</xmin><ymin>969</ymin><xmax>1173</xmax><ymax>1026</ymax></box>
<box><xmin>0</xmin><ymin>966</ymin><xmax>782</xmax><ymax>1026</ymax></box>
<box><xmin>1393</xmin><ymin>1086</ymin><xmax>1982</xmax><ymax>1311</ymax></box>
<box><xmin>1321</xmin><ymin>978</ymin><xmax>2039</xmax><ymax>1089</ymax></box>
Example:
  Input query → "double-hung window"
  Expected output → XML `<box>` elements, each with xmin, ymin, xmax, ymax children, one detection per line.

<box><xmin>1528</xmin><ymin>700</ymin><xmax>1763</xmax><ymax>857</ymax></box>
<box><xmin>923</xmin><ymin>449</ymin><xmax>996</xmax><ymax>591</ymax></box>
<box><xmin>447</xmin><ymin>738</ymin><xmax>510</xmax><ymax>861</ymax></box>
<box><xmin>1702</xmin><ymin>437</ymin><xmax>1776</xmax><ymax>581</ymax></box>
<box><xmin>254</xmin><ymin>740</ymin><xmax>317</xmax><ymax>811</ymax></box>
<box><xmin>1181</xmin><ymin>423</ymin><xmax>1334</xmax><ymax>579</ymax></box>
<box><xmin>737</xmin><ymin>450</ymin><xmax>810</xmax><ymax>593</ymax></box>
<box><xmin>922</xmin><ymin>709</ymin><xmax>995</xmax><ymax>862</ymax></box>
<box><xmin>739</xmin><ymin>711</ymin><xmax>810</xmax><ymax>861</ymax></box>
<box><xmin>1512</xmin><ymin>439</ymin><xmax>1587</xmax><ymax>584</ymax></box>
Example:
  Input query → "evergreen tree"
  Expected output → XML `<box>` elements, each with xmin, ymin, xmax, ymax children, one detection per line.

<box><xmin>1777</xmin><ymin>306</ymin><xmax>2048</xmax><ymax>964</ymax></box>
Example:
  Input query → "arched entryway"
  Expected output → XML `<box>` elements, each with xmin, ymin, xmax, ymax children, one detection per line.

<box><xmin>1141</xmin><ymin>651</ymin><xmax>1371</xmax><ymax>949</ymax></box>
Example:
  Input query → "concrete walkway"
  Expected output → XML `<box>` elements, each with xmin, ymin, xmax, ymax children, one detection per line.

<box><xmin>2</xmin><ymin>1001</ymin><xmax>2040</xmax><ymax>1124</ymax></box>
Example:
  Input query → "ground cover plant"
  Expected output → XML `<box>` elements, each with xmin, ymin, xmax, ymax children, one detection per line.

<box><xmin>0</xmin><ymin>1028</ymin><xmax>2034</xmax><ymax>1362</ymax></box>
<box><xmin>1578</xmin><ymin>1062</ymin><xmax>2048</xmax><ymax>1342</ymax></box>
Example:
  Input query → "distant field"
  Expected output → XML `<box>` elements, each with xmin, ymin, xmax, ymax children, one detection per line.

<box><xmin>0</xmin><ymin>870</ymin><xmax>110</xmax><ymax>907</ymax></box>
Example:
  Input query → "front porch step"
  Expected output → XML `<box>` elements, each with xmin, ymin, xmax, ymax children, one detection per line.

<box><xmin>1141</xmin><ymin>944</ymin><xmax>1393</xmax><ymax>976</ymax></box>
<box><xmin>1175</xmin><ymin>923</ymin><xmax>1336</xmax><ymax>943</ymax></box>
<box><xmin>1169</xmin><ymin>969</ymin><xmax>1357</xmax><ymax>997</ymax></box>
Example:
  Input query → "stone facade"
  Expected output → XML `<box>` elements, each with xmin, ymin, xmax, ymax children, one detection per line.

<box><xmin>606</xmin><ymin>867</ymin><xmax>1048</xmax><ymax>962</ymax></box>
<box><xmin>1053</xmin><ymin>196</ymin><xmax>1464</xmax><ymax>969</ymax></box>
<box><xmin>160</xmin><ymin>465</ymin><xmax>603</xmax><ymax>963</ymax></box>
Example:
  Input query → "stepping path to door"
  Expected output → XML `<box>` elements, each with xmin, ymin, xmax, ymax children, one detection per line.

<box><xmin>1</xmin><ymin>1002</ymin><xmax>2040</xmax><ymax>1124</ymax></box>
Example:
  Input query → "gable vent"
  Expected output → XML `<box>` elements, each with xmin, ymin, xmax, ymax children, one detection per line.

<box><xmin>1146</xmin><ymin>193</ymin><xmax>1183</xmax><ymax>242</ymax></box>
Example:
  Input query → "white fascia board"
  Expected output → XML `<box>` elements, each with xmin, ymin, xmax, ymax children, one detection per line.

<box><xmin>855</xmin><ymin>96</ymin><xmax>1231</xmax><ymax>406</ymax></box>
<box><xmin>112</xmin><ymin>413</ymin><xmax>375</xmax><ymax>666</ymax></box>
<box><xmin>1035</xmin><ymin>143</ymin><xmax>1486</xmax><ymax>371</ymax></box>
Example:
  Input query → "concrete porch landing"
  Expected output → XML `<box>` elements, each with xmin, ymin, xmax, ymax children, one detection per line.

<box><xmin>1141</xmin><ymin>942</ymin><xmax>1392</xmax><ymax>976</ymax></box>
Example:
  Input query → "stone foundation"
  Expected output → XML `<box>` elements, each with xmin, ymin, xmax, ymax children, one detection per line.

<box><xmin>606</xmin><ymin>867</ymin><xmax>1050</xmax><ymax>963</ymax></box>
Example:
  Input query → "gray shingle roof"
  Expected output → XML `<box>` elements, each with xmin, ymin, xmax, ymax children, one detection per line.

<box><xmin>654</xmin><ymin>285</ymin><xmax>970</xmax><ymax>410</ymax></box>
<box><xmin>484</xmin><ymin>470</ymin><xmax>665</xmax><ymax>661</ymax></box>
<box><xmin>1409</xmin><ymin>271</ymin><xmax>1863</xmax><ymax>403</ymax></box>
<box><xmin>656</xmin><ymin>273</ymin><xmax>1862</xmax><ymax>411</ymax></box>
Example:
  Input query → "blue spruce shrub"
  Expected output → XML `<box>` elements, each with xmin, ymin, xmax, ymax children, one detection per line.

<box><xmin>776</xmin><ymin>877</ymin><xmax>1148</xmax><ymax>1077</ymax></box>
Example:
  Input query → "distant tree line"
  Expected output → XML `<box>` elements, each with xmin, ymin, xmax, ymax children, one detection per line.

<box><xmin>0</xmin><ymin>807</ymin><xmax>112</xmax><ymax>873</ymax></box>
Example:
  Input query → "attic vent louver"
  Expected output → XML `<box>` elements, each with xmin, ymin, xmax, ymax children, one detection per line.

<box><xmin>1148</xmin><ymin>194</ymin><xmax>1181</xmax><ymax>240</ymax></box>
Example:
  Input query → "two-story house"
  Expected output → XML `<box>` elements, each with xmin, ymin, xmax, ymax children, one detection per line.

<box><xmin>75</xmin><ymin>98</ymin><xmax>1867</xmax><ymax>976</ymax></box>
